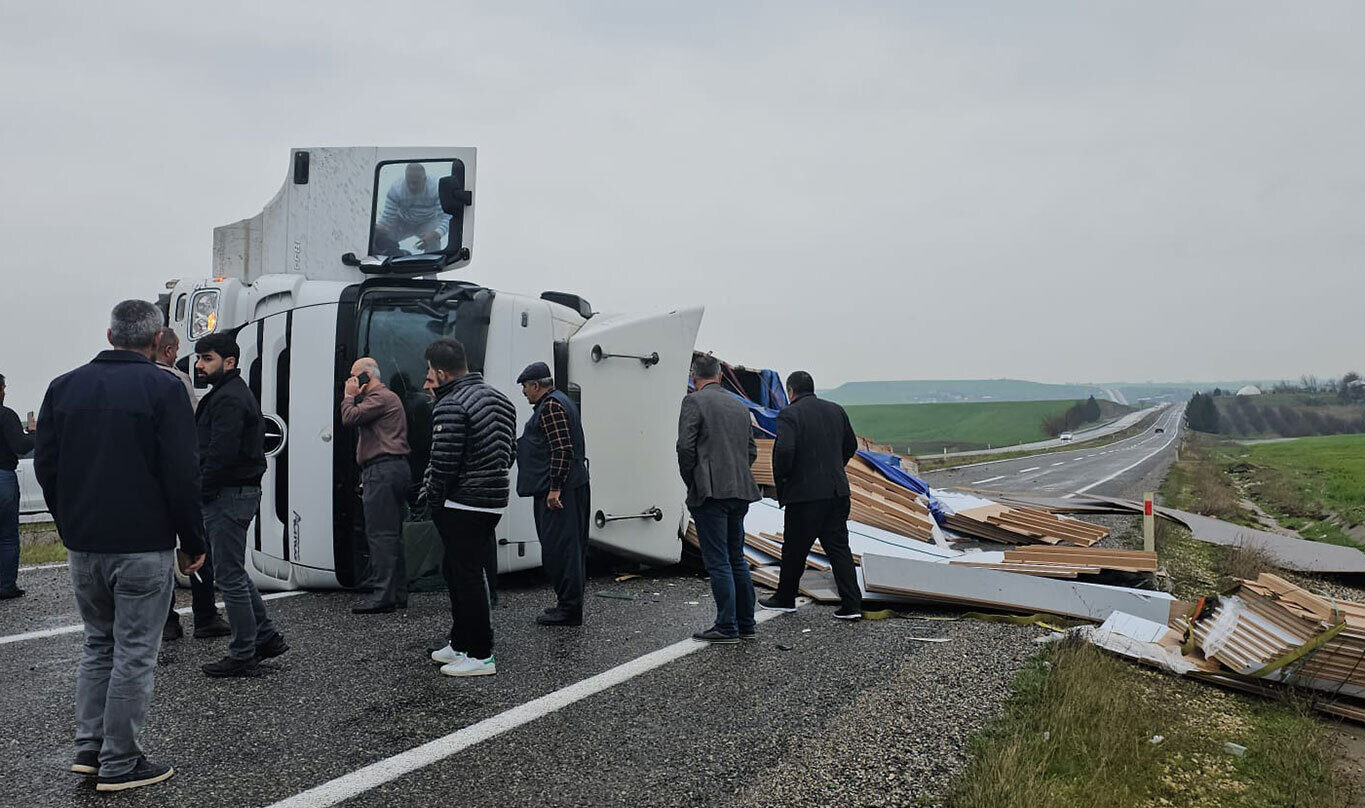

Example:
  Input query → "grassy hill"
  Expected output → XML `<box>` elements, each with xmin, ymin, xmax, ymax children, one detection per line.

<box><xmin>824</xmin><ymin>379</ymin><xmax>1103</xmax><ymax>406</ymax></box>
<box><xmin>846</xmin><ymin>399</ymin><xmax>1120</xmax><ymax>455</ymax></box>
<box><xmin>824</xmin><ymin>379</ymin><xmax>1271</xmax><ymax>407</ymax></box>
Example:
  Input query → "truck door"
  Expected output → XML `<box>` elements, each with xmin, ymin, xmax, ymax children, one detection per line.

<box><xmin>567</xmin><ymin>306</ymin><xmax>704</xmax><ymax>565</ymax></box>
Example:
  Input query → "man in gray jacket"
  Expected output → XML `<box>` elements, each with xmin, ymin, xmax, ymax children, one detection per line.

<box><xmin>676</xmin><ymin>354</ymin><xmax>762</xmax><ymax>643</ymax></box>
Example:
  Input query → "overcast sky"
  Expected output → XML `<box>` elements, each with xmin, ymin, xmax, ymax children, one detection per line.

<box><xmin>1</xmin><ymin>1</ymin><xmax>1361</xmax><ymax>412</ymax></box>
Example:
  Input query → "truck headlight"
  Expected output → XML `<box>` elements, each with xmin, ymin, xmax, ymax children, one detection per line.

<box><xmin>189</xmin><ymin>291</ymin><xmax>220</xmax><ymax>339</ymax></box>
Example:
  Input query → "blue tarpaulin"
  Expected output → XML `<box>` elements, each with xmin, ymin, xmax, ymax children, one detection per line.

<box><xmin>855</xmin><ymin>450</ymin><xmax>948</xmax><ymax>524</ymax></box>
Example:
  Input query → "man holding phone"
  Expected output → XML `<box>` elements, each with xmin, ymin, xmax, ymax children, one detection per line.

<box><xmin>340</xmin><ymin>358</ymin><xmax>411</xmax><ymax>614</ymax></box>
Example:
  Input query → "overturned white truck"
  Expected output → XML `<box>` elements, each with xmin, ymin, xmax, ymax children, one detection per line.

<box><xmin>160</xmin><ymin>147</ymin><xmax>702</xmax><ymax>590</ymax></box>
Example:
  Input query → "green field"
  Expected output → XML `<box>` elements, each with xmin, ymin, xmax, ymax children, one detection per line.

<box><xmin>1234</xmin><ymin>434</ymin><xmax>1365</xmax><ymax>545</ymax></box>
<box><xmin>846</xmin><ymin>399</ymin><xmax>1100</xmax><ymax>455</ymax></box>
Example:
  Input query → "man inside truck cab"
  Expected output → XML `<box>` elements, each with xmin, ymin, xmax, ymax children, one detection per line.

<box><xmin>373</xmin><ymin>162</ymin><xmax>450</xmax><ymax>256</ymax></box>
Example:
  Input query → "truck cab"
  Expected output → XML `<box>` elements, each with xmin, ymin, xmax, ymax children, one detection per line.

<box><xmin>163</xmin><ymin>148</ymin><xmax>702</xmax><ymax>590</ymax></box>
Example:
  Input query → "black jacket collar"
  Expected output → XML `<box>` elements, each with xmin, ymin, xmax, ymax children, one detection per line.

<box><xmin>93</xmin><ymin>349</ymin><xmax>155</xmax><ymax>365</ymax></box>
<box><xmin>434</xmin><ymin>372</ymin><xmax>483</xmax><ymax>403</ymax></box>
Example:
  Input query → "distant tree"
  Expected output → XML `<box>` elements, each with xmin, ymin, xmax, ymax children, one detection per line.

<box><xmin>1342</xmin><ymin>371</ymin><xmax>1364</xmax><ymax>403</ymax></box>
<box><xmin>1187</xmin><ymin>392</ymin><xmax>1221</xmax><ymax>433</ymax></box>
<box><xmin>1300</xmin><ymin>374</ymin><xmax>1320</xmax><ymax>394</ymax></box>
<box><xmin>1212</xmin><ymin>387</ymin><xmax>1223</xmax><ymax>397</ymax></box>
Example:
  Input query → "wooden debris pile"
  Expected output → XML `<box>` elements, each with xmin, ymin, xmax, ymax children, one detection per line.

<box><xmin>950</xmin><ymin>546</ymin><xmax>1157</xmax><ymax>579</ymax></box>
<box><xmin>941</xmin><ymin>502</ymin><xmax>1109</xmax><ymax>547</ymax></box>
<box><xmin>1183</xmin><ymin>572</ymin><xmax>1365</xmax><ymax>699</ymax></box>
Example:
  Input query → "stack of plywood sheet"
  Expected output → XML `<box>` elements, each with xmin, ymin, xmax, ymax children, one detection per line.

<box><xmin>751</xmin><ymin>438</ymin><xmax>776</xmax><ymax>487</ymax></box>
<box><xmin>750</xmin><ymin>441</ymin><xmax>936</xmax><ymax>543</ymax></box>
<box><xmin>1186</xmin><ymin>573</ymin><xmax>1365</xmax><ymax>699</ymax></box>
<box><xmin>940</xmin><ymin>501</ymin><xmax>1109</xmax><ymax>547</ymax></box>
<box><xmin>950</xmin><ymin>547</ymin><xmax>1157</xmax><ymax>579</ymax></box>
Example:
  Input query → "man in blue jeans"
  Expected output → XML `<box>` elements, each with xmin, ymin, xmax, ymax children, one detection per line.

<box><xmin>0</xmin><ymin>372</ymin><xmax>36</xmax><ymax>600</ymax></box>
<box><xmin>676</xmin><ymin>355</ymin><xmax>763</xmax><ymax>643</ymax></box>
<box><xmin>193</xmin><ymin>333</ymin><xmax>288</xmax><ymax>678</ymax></box>
<box><xmin>35</xmin><ymin>300</ymin><xmax>207</xmax><ymax>792</ymax></box>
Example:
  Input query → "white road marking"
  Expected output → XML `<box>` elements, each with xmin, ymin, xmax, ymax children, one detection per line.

<box><xmin>971</xmin><ymin>475</ymin><xmax>1007</xmax><ymax>485</ymax></box>
<box><xmin>1050</xmin><ymin>462</ymin><xmax>1065</xmax><ymax>466</ymax></box>
<box><xmin>0</xmin><ymin>591</ymin><xmax>306</xmax><ymax>647</ymax></box>
<box><xmin>19</xmin><ymin>562</ymin><xmax>69</xmax><ymax>573</ymax></box>
<box><xmin>1064</xmin><ymin>430</ymin><xmax>1180</xmax><ymax>499</ymax></box>
<box><xmin>266</xmin><ymin>606</ymin><xmax>790</xmax><ymax>808</ymax></box>
<box><xmin>1018</xmin><ymin>467</ymin><xmax>1041</xmax><ymax>473</ymax></box>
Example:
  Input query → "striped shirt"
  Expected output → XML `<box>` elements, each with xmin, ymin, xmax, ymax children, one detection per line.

<box><xmin>380</xmin><ymin>176</ymin><xmax>450</xmax><ymax>236</ymax></box>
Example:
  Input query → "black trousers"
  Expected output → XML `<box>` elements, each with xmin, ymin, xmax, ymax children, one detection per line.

<box><xmin>533</xmin><ymin>483</ymin><xmax>590</xmax><ymax>614</ymax></box>
<box><xmin>434</xmin><ymin>507</ymin><xmax>501</xmax><ymax>660</ymax></box>
<box><xmin>167</xmin><ymin>539</ymin><xmax>217</xmax><ymax>623</ymax></box>
<box><xmin>776</xmin><ymin>496</ymin><xmax>861</xmax><ymax>612</ymax></box>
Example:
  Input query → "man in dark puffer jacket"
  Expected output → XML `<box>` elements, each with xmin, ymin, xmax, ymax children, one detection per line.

<box><xmin>421</xmin><ymin>338</ymin><xmax>516</xmax><ymax>678</ymax></box>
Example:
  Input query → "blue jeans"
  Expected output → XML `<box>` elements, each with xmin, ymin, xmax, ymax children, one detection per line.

<box><xmin>0</xmin><ymin>469</ymin><xmax>18</xmax><ymax>593</ymax></box>
<box><xmin>690</xmin><ymin>498</ymin><xmax>755</xmax><ymax>637</ymax></box>
<box><xmin>69</xmin><ymin>549</ymin><xmax>175</xmax><ymax>777</ymax></box>
<box><xmin>205</xmin><ymin>487</ymin><xmax>279</xmax><ymax>660</ymax></box>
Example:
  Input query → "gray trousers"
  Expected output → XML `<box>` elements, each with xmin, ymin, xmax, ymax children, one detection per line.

<box><xmin>360</xmin><ymin>457</ymin><xmax>411</xmax><ymax>608</ymax></box>
<box><xmin>70</xmin><ymin>549</ymin><xmax>175</xmax><ymax>777</ymax></box>
<box><xmin>205</xmin><ymin>487</ymin><xmax>279</xmax><ymax>660</ymax></box>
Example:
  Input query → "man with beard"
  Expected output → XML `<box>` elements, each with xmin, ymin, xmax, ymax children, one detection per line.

<box><xmin>193</xmin><ymin>333</ymin><xmax>288</xmax><ymax>677</ymax></box>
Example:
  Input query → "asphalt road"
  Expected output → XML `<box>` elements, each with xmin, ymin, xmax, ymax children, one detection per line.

<box><xmin>0</xmin><ymin>408</ymin><xmax>1183</xmax><ymax>807</ymax></box>
<box><xmin>925</xmin><ymin>404</ymin><xmax>1185</xmax><ymax>498</ymax></box>
<box><xmin>936</xmin><ymin>404</ymin><xmax>1162</xmax><ymax>459</ymax></box>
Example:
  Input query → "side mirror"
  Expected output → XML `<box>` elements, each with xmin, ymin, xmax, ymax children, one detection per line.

<box><xmin>438</xmin><ymin>161</ymin><xmax>472</xmax><ymax>258</ymax></box>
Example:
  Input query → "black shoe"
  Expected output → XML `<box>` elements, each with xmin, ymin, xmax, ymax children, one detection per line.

<box><xmin>692</xmin><ymin>628</ymin><xmax>741</xmax><ymax>644</ymax></box>
<box><xmin>202</xmin><ymin>655</ymin><xmax>259</xmax><ymax>678</ymax></box>
<box><xmin>758</xmin><ymin>596</ymin><xmax>797</xmax><ymax>613</ymax></box>
<box><xmin>834</xmin><ymin>606</ymin><xmax>863</xmax><ymax>620</ymax></box>
<box><xmin>255</xmin><ymin>633</ymin><xmax>289</xmax><ymax>660</ymax></box>
<box><xmin>162</xmin><ymin>618</ymin><xmax>184</xmax><ymax>642</ymax></box>
<box><xmin>193</xmin><ymin>614</ymin><xmax>232</xmax><ymax>639</ymax></box>
<box><xmin>352</xmin><ymin>604</ymin><xmax>396</xmax><ymax>615</ymax></box>
<box><xmin>0</xmin><ymin>588</ymin><xmax>25</xmax><ymax>600</ymax></box>
<box><xmin>739</xmin><ymin>630</ymin><xmax>758</xmax><ymax>641</ymax></box>
<box><xmin>71</xmin><ymin>749</ymin><xmax>99</xmax><ymax>776</ymax></box>
<box><xmin>95</xmin><ymin>756</ymin><xmax>173</xmax><ymax>792</ymax></box>
<box><xmin>536</xmin><ymin>609</ymin><xmax>583</xmax><ymax>627</ymax></box>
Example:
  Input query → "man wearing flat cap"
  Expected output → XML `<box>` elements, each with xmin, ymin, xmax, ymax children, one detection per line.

<box><xmin>515</xmin><ymin>361</ymin><xmax>590</xmax><ymax>627</ymax></box>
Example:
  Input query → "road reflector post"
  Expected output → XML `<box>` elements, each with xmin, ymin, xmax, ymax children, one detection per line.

<box><xmin>1143</xmin><ymin>492</ymin><xmax>1155</xmax><ymax>552</ymax></box>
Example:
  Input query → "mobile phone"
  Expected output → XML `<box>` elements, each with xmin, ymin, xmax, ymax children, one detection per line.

<box><xmin>356</xmin><ymin>372</ymin><xmax>371</xmax><ymax>386</ymax></box>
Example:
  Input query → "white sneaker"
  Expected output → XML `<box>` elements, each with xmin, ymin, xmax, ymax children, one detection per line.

<box><xmin>441</xmin><ymin>655</ymin><xmax>496</xmax><ymax>677</ymax></box>
<box><xmin>431</xmin><ymin>644</ymin><xmax>465</xmax><ymax>665</ymax></box>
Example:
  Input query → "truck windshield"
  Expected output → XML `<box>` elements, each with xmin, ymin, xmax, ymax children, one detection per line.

<box><xmin>370</xmin><ymin>160</ymin><xmax>456</xmax><ymax>258</ymax></box>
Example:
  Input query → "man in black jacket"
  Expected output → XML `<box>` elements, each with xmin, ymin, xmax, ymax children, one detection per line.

<box><xmin>516</xmin><ymin>361</ymin><xmax>591</xmax><ymax>628</ymax></box>
<box><xmin>0</xmin><ymin>372</ymin><xmax>35</xmax><ymax>600</ymax></box>
<box><xmin>193</xmin><ymin>333</ymin><xmax>287</xmax><ymax>678</ymax></box>
<box><xmin>422</xmin><ymin>339</ymin><xmax>516</xmax><ymax>677</ymax></box>
<box><xmin>759</xmin><ymin>370</ymin><xmax>863</xmax><ymax>619</ymax></box>
<box><xmin>35</xmin><ymin>300</ymin><xmax>206</xmax><ymax>792</ymax></box>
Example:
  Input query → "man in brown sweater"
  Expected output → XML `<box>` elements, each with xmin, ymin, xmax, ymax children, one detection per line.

<box><xmin>340</xmin><ymin>358</ymin><xmax>412</xmax><ymax>614</ymax></box>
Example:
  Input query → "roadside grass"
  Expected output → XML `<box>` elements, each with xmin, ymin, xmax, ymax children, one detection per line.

<box><xmin>949</xmin><ymin>635</ymin><xmax>1348</xmax><ymax>808</ymax></box>
<box><xmin>845</xmin><ymin>399</ymin><xmax>1116</xmax><ymax>456</ymax></box>
<box><xmin>18</xmin><ymin>520</ymin><xmax>65</xmax><ymax>566</ymax></box>
<box><xmin>20</xmin><ymin>540</ymin><xmax>66</xmax><ymax>566</ymax></box>
<box><xmin>918</xmin><ymin>411</ymin><xmax>1159</xmax><ymax>472</ymax></box>
<box><xmin>1230</xmin><ymin>434</ymin><xmax>1365</xmax><ymax>550</ymax></box>
<box><xmin>949</xmin><ymin>431</ymin><xmax>1351</xmax><ymax>807</ymax></box>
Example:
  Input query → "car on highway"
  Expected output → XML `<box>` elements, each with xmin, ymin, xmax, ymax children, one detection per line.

<box><xmin>1059</xmin><ymin>432</ymin><xmax>1074</xmax><ymax>442</ymax></box>
<box><xmin>1155</xmin><ymin>427</ymin><xmax>1164</xmax><ymax>433</ymax></box>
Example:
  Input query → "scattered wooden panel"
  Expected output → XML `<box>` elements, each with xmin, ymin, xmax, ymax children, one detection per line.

<box><xmin>752</xmin><ymin>439</ymin><xmax>775</xmax><ymax>486</ymax></box>
<box><xmin>862</xmin><ymin>552</ymin><xmax>1176</xmax><ymax>623</ymax></box>
<box><xmin>1003</xmin><ymin>546</ymin><xmax>1157</xmax><ymax>573</ymax></box>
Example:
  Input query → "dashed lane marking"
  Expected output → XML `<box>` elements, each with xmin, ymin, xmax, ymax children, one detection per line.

<box><xmin>1017</xmin><ymin>467</ymin><xmax>1041</xmax><ymax>473</ymax></box>
<box><xmin>265</xmin><ymin>606</ymin><xmax>792</xmax><ymax>808</ymax></box>
<box><xmin>971</xmin><ymin>475</ymin><xmax>1007</xmax><ymax>485</ymax></box>
<box><xmin>0</xmin><ymin>591</ymin><xmax>307</xmax><ymax>647</ymax></box>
